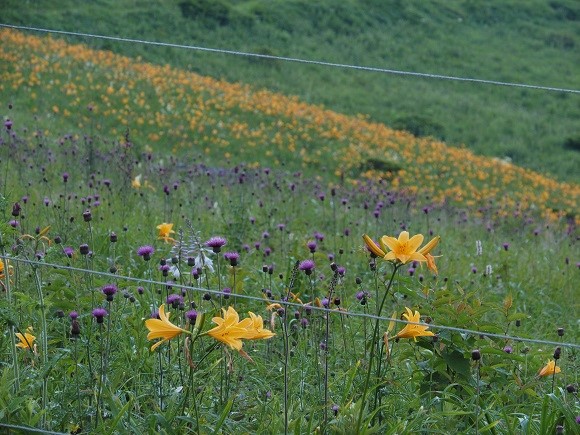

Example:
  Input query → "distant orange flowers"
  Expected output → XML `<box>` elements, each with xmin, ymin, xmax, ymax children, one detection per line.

<box><xmin>1</xmin><ymin>28</ymin><xmax>577</xmax><ymax>223</ymax></box>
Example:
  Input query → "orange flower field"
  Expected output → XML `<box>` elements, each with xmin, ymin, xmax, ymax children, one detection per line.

<box><xmin>0</xmin><ymin>28</ymin><xmax>578</xmax><ymax>223</ymax></box>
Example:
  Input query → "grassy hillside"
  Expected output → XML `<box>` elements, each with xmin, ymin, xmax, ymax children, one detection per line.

<box><xmin>1</xmin><ymin>0</ymin><xmax>579</xmax><ymax>182</ymax></box>
<box><xmin>1</xmin><ymin>29</ymin><xmax>578</xmax><ymax>222</ymax></box>
<box><xmin>0</xmin><ymin>28</ymin><xmax>579</xmax><ymax>435</ymax></box>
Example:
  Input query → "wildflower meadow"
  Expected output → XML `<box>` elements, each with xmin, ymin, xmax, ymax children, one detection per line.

<box><xmin>0</xmin><ymin>29</ymin><xmax>579</xmax><ymax>434</ymax></box>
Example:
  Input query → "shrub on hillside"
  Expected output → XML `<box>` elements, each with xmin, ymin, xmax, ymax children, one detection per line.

<box><xmin>563</xmin><ymin>135</ymin><xmax>580</xmax><ymax>151</ymax></box>
<box><xmin>392</xmin><ymin>115</ymin><xmax>445</xmax><ymax>140</ymax></box>
<box><xmin>179</xmin><ymin>0</ymin><xmax>231</xmax><ymax>26</ymax></box>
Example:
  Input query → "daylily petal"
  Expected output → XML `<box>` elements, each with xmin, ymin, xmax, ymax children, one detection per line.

<box><xmin>407</xmin><ymin>234</ymin><xmax>424</xmax><ymax>252</ymax></box>
<box><xmin>418</xmin><ymin>236</ymin><xmax>440</xmax><ymax>255</ymax></box>
<box><xmin>380</xmin><ymin>236</ymin><xmax>399</xmax><ymax>252</ymax></box>
<box><xmin>145</xmin><ymin>304</ymin><xmax>188</xmax><ymax>351</ymax></box>
<box><xmin>362</xmin><ymin>234</ymin><xmax>386</xmax><ymax>257</ymax></box>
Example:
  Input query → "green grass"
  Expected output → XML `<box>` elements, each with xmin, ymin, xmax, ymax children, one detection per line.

<box><xmin>1</xmin><ymin>0</ymin><xmax>579</xmax><ymax>182</ymax></box>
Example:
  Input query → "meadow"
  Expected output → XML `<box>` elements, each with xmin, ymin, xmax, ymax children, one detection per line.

<box><xmin>0</xmin><ymin>29</ymin><xmax>579</xmax><ymax>434</ymax></box>
<box><xmin>1</xmin><ymin>0</ymin><xmax>580</xmax><ymax>182</ymax></box>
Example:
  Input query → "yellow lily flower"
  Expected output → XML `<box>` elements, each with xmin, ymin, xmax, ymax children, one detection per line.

<box><xmin>207</xmin><ymin>306</ymin><xmax>253</xmax><ymax>351</ymax></box>
<box><xmin>393</xmin><ymin>307</ymin><xmax>435</xmax><ymax>341</ymax></box>
<box><xmin>145</xmin><ymin>304</ymin><xmax>189</xmax><ymax>351</ymax></box>
<box><xmin>16</xmin><ymin>326</ymin><xmax>36</xmax><ymax>350</ymax></box>
<box><xmin>132</xmin><ymin>174</ymin><xmax>142</xmax><ymax>188</ymax></box>
<box><xmin>156</xmin><ymin>222</ymin><xmax>175</xmax><ymax>242</ymax></box>
<box><xmin>538</xmin><ymin>360</ymin><xmax>561</xmax><ymax>377</ymax></box>
<box><xmin>0</xmin><ymin>258</ymin><xmax>14</xmax><ymax>280</ymax></box>
<box><xmin>381</xmin><ymin>231</ymin><xmax>426</xmax><ymax>264</ymax></box>
<box><xmin>246</xmin><ymin>312</ymin><xmax>276</xmax><ymax>340</ymax></box>
<box><xmin>207</xmin><ymin>307</ymin><xmax>275</xmax><ymax>350</ymax></box>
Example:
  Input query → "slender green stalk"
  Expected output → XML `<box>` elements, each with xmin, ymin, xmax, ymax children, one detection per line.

<box><xmin>475</xmin><ymin>359</ymin><xmax>481</xmax><ymax>435</ymax></box>
<box><xmin>355</xmin><ymin>264</ymin><xmax>399</xmax><ymax>434</ymax></box>
<box><xmin>1</xmin><ymin>252</ymin><xmax>20</xmax><ymax>392</ymax></box>
<box><xmin>31</xmin><ymin>266</ymin><xmax>48</xmax><ymax>429</ymax></box>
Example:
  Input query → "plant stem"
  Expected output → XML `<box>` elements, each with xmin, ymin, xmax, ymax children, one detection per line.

<box><xmin>355</xmin><ymin>264</ymin><xmax>399</xmax><ymax>434</ymax></box>
<box><xmin>32</xmin><ymin>266</ymin><xmax>48</xmax><ymax>429</ymax></box>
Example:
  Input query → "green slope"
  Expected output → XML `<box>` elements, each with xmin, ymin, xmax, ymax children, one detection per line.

<box><xmin>1</xmin><ymin>0</ymin><xmax>579</xmax><ymax>181</ymax></box>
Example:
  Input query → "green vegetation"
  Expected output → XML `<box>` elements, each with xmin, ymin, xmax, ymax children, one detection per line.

<box><xmin>1</xmin><ymin>0</ymin><xmax>579</xmax><ymax>182</ymax></box>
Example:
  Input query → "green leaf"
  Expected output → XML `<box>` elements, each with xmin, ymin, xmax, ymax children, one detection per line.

<box><xmin>213</xmin><ymin>398</ymin><xmax>234</xmax><ymax>432</ymax></box>
<box><xmin>441</xmin><ymin>349</ymin><xmax>471</xmax><ymax>378</ymax></box>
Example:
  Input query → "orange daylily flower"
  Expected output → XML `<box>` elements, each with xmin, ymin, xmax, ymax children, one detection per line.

<box><xmin>15</xmin><ymin>326</ymin><xmax>36</xmax><ymax>350</ymax></box>
<box><xmin>393</xmin><ymin>307</ymin><xmax>435</xmax><ymax>341</ymax></box>
<box><xmin>538</xmin><ymin>360</ymin><xmax>561</xmax><ymax>377</ymax></box>
<box><xmin>364</xmin><ymin>232</ymin><xmax>440</xmax><ymax>266</ymax></box>
<box><xmin>145</xmin><ymin>304</ymin><xmax>189</xmax><ymax>351</ymax></box>
<box><xmin>207</xmin><ymin>306</ymin><xmax>275</xmax><ymax>351</ymax></box>
<box><xmin>156</xmin><ymin>222</ymin><xmax>175</xmax><ymax>242</ymax></box>
<box><xmin>381</xmin><ymin>231</ymin><xmax>427</xmax><ymax>264</ymax></box>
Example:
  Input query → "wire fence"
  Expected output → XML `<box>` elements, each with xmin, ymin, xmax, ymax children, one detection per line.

<box><xmin>1</xmin><ymin>23</ymin><xmax>579</xmax><ymax>95</ymax></box>
<box><xmin>2</xmin><ymin>255</ymin><xmax>578</xmax><ymax>350</ymax></box>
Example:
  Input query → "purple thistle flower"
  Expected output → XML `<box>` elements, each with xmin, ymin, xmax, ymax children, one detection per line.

<box><xmin>102</xmin><ymin>284</ymin><xmax>117</xmax><ymax>301</ymax></box>
<box><xmin>79</xmin><ymin>244</ymin><xmax>90</xmax><ymax>256</ymax></box>
<box><xmin>299</xmin><ymin>259</ymin><xmax>315</xmax><ymax>275</ymax></box>
<box><xmin>262</xmin><ymin>231</ymin><xmax>270</xmax><ymax>239</ymax></box>
<box><xmin>314</xmin><ymin>231</ymin><xmax>325</xmax><ymax>242</ymax></box>
<box><xmin>503</xmin><ymin>346</ymin><xmax>513</xmax><ymax>354</ymax></box>
<box><xmin>332</xmin><ymin>404</ymin><xmax>339</xmax><ymax>416</ymax></box>
<box><xmin>9</xmin><ymin>220</ymin><xmax>19</xmax><ymax>228</ymax></box>
<box><xmin>205</xmin><ymin>236</ymin><xmax>227</xmax><ymax>253</ymax></box>
<box><xmin>502</xmin><ymin>243</ymin><xmax>510</xmax><ymax>251</ymax></box>
<box><xmin>307</xmin><ymin>240</ymin><xmax>317</xmax><ymax>253</ymax></box>
<box><xmin>137</xmin><ymin>245</ymin><xmax>154</xmax><ymax>261</ymax></box>
<box><xmin>166</xmin><ymin>293</ymin><xmax>183</xmax><ymax>308</ymax></box>
<box><xmin>185</xmin><ymin>309</ymin><xmax>198</xmax><ymax>323</ymax></box>
<box><xmin>63</xmin><ymin>246</ymin><xmax>74</xmax><ymax>258</ymax></box>
<box><xmin>92</xmin><ymin>308</ymin><xmax>107</xmax><ymax>323</ymax></box>
<box><xmin>222</xmin><ymin>287</ymin><xmax>232</xmax><ymax>299</ymax></box>
<box><xmin>69</xmin><ymin>311</ymin><xmax>79</xmax><ymax>320</ymax></box>
<box><xmin>159</xmin><ymin>264</ymin><xmax>170</xmax><ymax>276</ymax></box>
<box><xmin>11</xmin><ymin>202</ymin><xmax>20</xmax><ymax>217</ymax></box>
<box><xmin>223</xmin><ymin>251</ymin><xmax>240</xmax><ymax>266</ymax></box>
